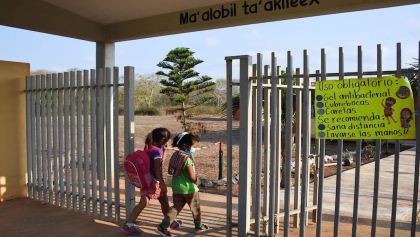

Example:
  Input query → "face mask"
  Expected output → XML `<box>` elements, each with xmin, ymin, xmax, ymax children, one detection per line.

<box><xmin>188</xmin><ymin>147</ymin><xmax>197</xmax><ymax>155</ymax></box>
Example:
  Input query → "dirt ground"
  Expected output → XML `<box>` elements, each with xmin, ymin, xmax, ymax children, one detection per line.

<box><xmin>126</xmin><ymin>114</ymin><xmax>240</xmax><ymax>195</ymax></box>
<box><xmin>124</xmin><ymin>114</ymin><xmax>408</xmax><ymax>196</ymax></box>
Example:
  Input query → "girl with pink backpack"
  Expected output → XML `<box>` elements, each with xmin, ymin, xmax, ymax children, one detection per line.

<box><xmin>122</xmin><ymin>127</ymin><xmax>181</xmax><ymax>235</ymax></box>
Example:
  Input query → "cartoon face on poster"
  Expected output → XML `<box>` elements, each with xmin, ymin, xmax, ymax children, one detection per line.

<box><xmin>315</xmin><ymin>76</ymin><xmax>416</xmax><ymax>139</ymax></box>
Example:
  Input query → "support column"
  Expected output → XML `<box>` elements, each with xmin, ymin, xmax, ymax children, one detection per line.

<box><xmin>96</xmin><ymin>42</ymin><xmax>115</xmax><ymax>70</ymax></box>
<box><xmin>0</xmin><ymin>60</ymin><xmax>29</xmax><ymax>202</ymax></box>
<box><xmin>96</xmin><ymin>42</ymin><xmax>115</xmax><ymax>208</ymax></box>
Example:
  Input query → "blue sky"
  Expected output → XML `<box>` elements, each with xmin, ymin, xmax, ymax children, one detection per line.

<box><xmin>1</xmin><ymin>4</ymin><xmax>420</xmax><ymax>79</ymax></box>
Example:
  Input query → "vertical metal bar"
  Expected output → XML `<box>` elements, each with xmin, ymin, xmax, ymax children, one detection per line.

<box><xmin>113</xmin><ymin>67</ymin><xmax>120</xmax><ymax>221</ymax></box>
<box><xmin>294</xmin><ymin>68</ymin><xmax>302</xmax><ymax>228</ymax></box>
<box><xmin>105</xmin><ymin>68</ymin><xmax>113</xmax><ymax>218</ymax></box>
<box><xmin>225</xmin><ymin>58</ymin><xmax>233</xmax><ymax>237</ymax></box>
<box><xmin>26</xmin><ymin>77</ymin><xmax>33</xmax><ymax>198</ymax></box>
<box><xmin>411</xmin><ymin>41</ymin><xmax>420</xmax><ymax>237</ymax></box>
<box><xmin>371</xmin><ymin>44</ymin><xmax>383</xmax><ymax>237</ymax></box>
<box><xmin>251</xmin><ymin>63</ymin><xmax>257</xmax><ymax>222</ymax></box>
<box><xmin>306</xmin><ymin>72</ymin><xmax>312</xmax><ymax>226</ymax></box>
<box><xmin>90</xmin><ymin>70</ymin><xmax>98</xmax><ymax>215</ymax></box>
<box><xmin>97</xmin><ymin>69</ymin><xmax>105</xmax><ymax>217</ymax></box>
<box><xmin>83</xmin><ymin>70</ymin><xmax>90</xmax><ymax>213</ymax></box>
<box><xmin>124</xmin><ymin>66</ymin><xmax>136</xmax><ymax>218</ymax></box>
<box><xmin>316</xmin><ymin>50</ymin><xmax>326</xmax><ymax>237</ymax></box>
<box><xmin>52</xmin><ymin>74</ymin><xmax>58</xmax><ymax>204</ymax></box>
<box><xmin>70</xmin><ymin>72</ymin><xmax>77</xmax><ymax>209</ymax></box>
<box><xmin>58</xmin><ymin>73</ymin><xmax>64</xmax><ymax>206</ymax></box>
<box><xmin>312</xmin><ymin>70</ymin><xmax>321</xmax><ymax>223</ymax></box>
<box><xmin>275</xmin><ymin>67</ymin><xmax>283</xmax><ymax>234</ymax></box>
<box><xmin>263</xmin><ymin>65</ymin><xmax>271</xmax><ymax>233</ymax></box>
<box><xmin>31</xmin><ymin>76</ymin><xmax>37</xmax><ymax>199</ymax></box>
<box><xmin>255</xmin><ymin>53</ymin><xmax>263</xmax><ymax>236</ymax></box>
<box><xmin>300</xmin><ymin>50</ymin><xmax>310</xmax><ymax>237</ymax></box>
<box><xmin>77</xmin><ymin>71</ymin><xmax>83</xmax><ymax>211</ymax></box>
<box><xmin>46</xmin><ymin>74</ymin><xmax>53</xmax><ymax>204</ymax></box>
<box><xmin>238</xmin><ymin>56</ymin><xmax>252</xmax><ymax>236</ymax></box>
<box><xmin>36</xmin><ymin>75</ymin><xmax>42</xmax><ymax>201</ymax></box>
<box><xmin>390</xmin><ymin>42</ymin><xmax>402</xmax><ymax>237</ymax></box>
<box><xmin>352</xmin><ymin>46</ymin><xmax>363</xmax><ymax>237</ymax></box>
<box><xmin>41</xmin><ymin>75</ymin><xmax>48</xmax><ymax>203</ymax></box>
<box><xmin>269</xmin><ymin>53</ymin><xmax>279</xmax><ymax>236</ymax></box>
<box><xmin>64</xmin><ymin>72</ymin><xmax>70</xmax><ymax>208</ymax></box>
<box><xmin>284</xmin><ymin>51</ymin><xmax>294</xmax><ymax>237</ymax></box>
<box><xmin>334</xmin><ymin>47</ymin><xmax>345</xmax><ymax>237</ymax></box>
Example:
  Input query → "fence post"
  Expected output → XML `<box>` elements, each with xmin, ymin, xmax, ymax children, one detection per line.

<box><xmin>238</xmin><ymin>56</ymin><xmax>252</xmax><ymax>237</ymax></box>
<box><xmin>316</xmin><ymin>50</ymin><xmax>326</xmax><ymax>237</ymax></box>
<box><xmin>371</xmin><ymin>44</ymin><xmax>383</xmax><ymax>237</ymax></box>
<box><xmin>269</xmin><ymin>52</ymin><xmax>279</xmax><ymax>236</ymax></box>
<box><xmin>113</xmin><ymin>67</ymin><xmax>121</xmax><ymax>222</ymax></box>
<box><xmin>263</xmin><ymin>65</ymin><xmax>271</xmax><ymax>234</ymax></box>
<box><xmin>76</xmin><ymin>71</ymin><xmax>83</xmax><ymax>211</ymax></box>
<box><xmin>333</xmin><ymin>47</ymin><xmax>345</xmax><ymax>237</ymax></box>
<box><xmin>218</xmin><ymin>141</ymin><xmax>224</xmax><ymax>180</ymax></box>
<box><xmin>90</xmin><ymin>70</ymin><xmax>98</xmax><ymax>215</ymax></box>
<box><xmin>225</xmin><ymin>57</ymin><xmax>233</xmax><ymax>237</ymax></box>
<box><xmin>300</xmin><ymin>50</ymin><xmax>310</xmax><ymax>237</ymax></box>
<box><xmin>83</xmin><ymin>70</ymin><xmax>90</xmax><ymax>213</ymax></box>
<box><xmin>52</xmin><ymin>73</ymin><xmax>58</xmax><ymax>205</ymax></box>
<box><xmin>294</xmin><ymin>68</ymin><xmax>302</xmax><ymax>228</ymax></box>
<box><xmin>124</xmin><ymin>66</ymin><xmax>136</xmax><ymax>217</ymax></box>
<box><xmin>105</xmin><ymin>67</ymin><xmax>113</xmax><ymax>218</ymax></box>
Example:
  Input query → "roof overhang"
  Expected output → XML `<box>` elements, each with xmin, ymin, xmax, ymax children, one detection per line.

<box><xmin>1</xmin><ymin>0</ymin><xmax>420</xmax><ymax>42</ymax></box>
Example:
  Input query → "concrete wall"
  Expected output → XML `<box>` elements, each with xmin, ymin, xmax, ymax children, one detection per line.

<box><xmin>0</xmin><ymin>60</ymin><xmax>29</xmax><ymax>202</ymax></box>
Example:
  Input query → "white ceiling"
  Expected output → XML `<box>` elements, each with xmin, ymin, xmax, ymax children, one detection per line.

<box><xmin>41</xmin><ymin>0</ymin><xmax>236</xmax><ymax>24</ymax></box>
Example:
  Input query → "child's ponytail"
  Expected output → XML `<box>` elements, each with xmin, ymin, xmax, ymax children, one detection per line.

<box><xmin>145</xmin><ymin>132</ymin><xmax>153</xmax><ymax>149</ymax></box>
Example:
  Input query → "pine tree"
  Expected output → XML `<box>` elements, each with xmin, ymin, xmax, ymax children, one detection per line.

<box><xmin>408</xmin><ymin>59</ymin><xmax>419</xmax><ymax>96</ymax></box>
<box><xmin>157</xmin><ymin>47</ymin><xmax>215</xmax><ymax>128</ymax></box>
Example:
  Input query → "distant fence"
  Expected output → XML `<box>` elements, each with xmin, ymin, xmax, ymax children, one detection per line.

<box><xmin>25</xmin><ymin>67</ymin><xmax>136</xmax><ymax>222</ymax></box>
<box><xmin>225</xmin><ymin>42</ymin><xmax>420</xmax><ymax>237</ymax></box>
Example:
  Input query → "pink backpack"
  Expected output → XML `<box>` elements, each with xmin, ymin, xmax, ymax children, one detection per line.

<box><xmin>124</xmin><ymin>149</ymin><xmax>161</xmax><ymax>198</ymax></box>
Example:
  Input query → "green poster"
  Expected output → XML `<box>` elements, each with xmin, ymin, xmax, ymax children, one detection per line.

<box><xmin>315</xmin><ymin>76</ymin><xmax>416</xmax><ymax>139</ymax></box>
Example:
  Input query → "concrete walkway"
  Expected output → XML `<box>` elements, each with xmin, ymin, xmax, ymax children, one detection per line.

<box><xmin>0</xmin><ymin>192</ymin><xmax>238</xmax><ymax>237</ymax></box>
<box><xmin>321</xmin><ymin>147</ymin><xmax>419</xmax><ymax>221</ymax></box>
<box><xmin>0</xmin><ymin>148</ymin><xmax>418</xmax><ymax>236</ymax></box>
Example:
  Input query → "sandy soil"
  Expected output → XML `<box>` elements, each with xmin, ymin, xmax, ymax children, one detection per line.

<box><xmin>128</xmin><ymin>114</ymin><xmax>240</xmax><ymax>195</ymax></box>
<box><xmin>121</xmin><ymin>114</ymin><xmax>405</xmax><ymax>196</ymax></box>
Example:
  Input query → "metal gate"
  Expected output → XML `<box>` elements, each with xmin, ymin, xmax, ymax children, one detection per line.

<box><xmin>225</xmin><ymin>42</ymin><xmax>420</xmax><ymax>236</ymax></box>
<box><xmin>25</xmin><ymin>67</ymin><xmax>136</xmax><ymax>222</ymax></box>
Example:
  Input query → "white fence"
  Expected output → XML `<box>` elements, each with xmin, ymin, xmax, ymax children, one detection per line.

<box><xmin>25</xmin><ymin>67</ymin><xmax>136</xmax><ymax>222</ymax></box>
<box><xmin>225</xmin><ymin>42</ymin><xmax>420</xmax><ymax>237</ymax></box>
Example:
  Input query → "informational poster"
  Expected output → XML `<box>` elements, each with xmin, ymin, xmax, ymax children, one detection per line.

<box><xmin>315</xmin><ymin>76</ymin><xmax>416</xmax><ymax>139</ymax></box>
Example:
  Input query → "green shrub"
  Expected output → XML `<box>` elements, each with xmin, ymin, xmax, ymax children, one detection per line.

<box><xmin>220</xmin><ymin>94</ymin><xmax>240</xmax><ymax>116</ymax></box>
<box><xmin>135</xmin><ymin>107</ymin><xmax>160</xmax><ymax>116</ymax></box>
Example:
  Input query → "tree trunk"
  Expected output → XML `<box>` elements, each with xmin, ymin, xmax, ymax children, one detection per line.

<box><xmin>182</xmin><ymin>102</ymin><xmax>186</xmax><ymax>129</ymax></box>
<box><xmin>147</xmin><ymin>89</ymin><xmax>154</xmax><ymax>107</ymax></box>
